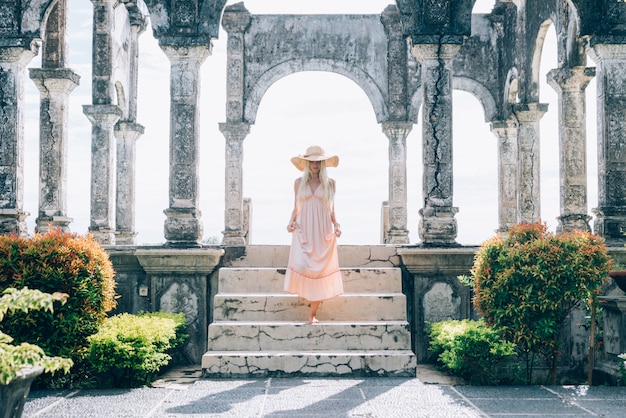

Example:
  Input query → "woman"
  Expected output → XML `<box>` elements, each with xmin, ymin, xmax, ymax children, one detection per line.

<box><xmin>284</xmin><ymin>145</ymin><xmax>343</xmax><ymax>324</ymax></box>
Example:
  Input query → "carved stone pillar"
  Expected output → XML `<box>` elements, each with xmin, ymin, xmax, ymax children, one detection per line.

<box><xmin>490</xmin><ymin>119</ymin><xmax>519</xmax><ymax>235</ymax></box>
<box><xmin>83</xmin><ymin>104</ymin><xmax>123</xmax><ymax>244</ymax></box>
<box><xmin>160</xmin><ymin>45</ymin><xmax>211</xmax><ymax>245</ymax></box>
<box><xmin>221</xmin><ymin>3</ymin><xmax>251</xmax><ymax>123</ymax></box>
<box><xmin>513</xmin><ymin>102</ymin><xmax>548</xmax><ymax>224</ymax></box>
<box><xmin>547</xmin><ymin>66</ymin><xmax>595</xmax><ymax>233</ymax></box>
<box><xmin>29</xmin><ymin>68</ymin><xmax>80</xmax><ymax>233</ymax></box>
<box><xmin>0</xmin><ymin>45</ymin><xmax>38</xmax><ymax>236</ymax></box>
<box><xmin>114</xmin><ymin>122</ymin><xmax>144</xmax><ymax>244</ymax></box>
<box><xmin>411</xmin><ymin>43</ymin><xmax>460</xmax><ymax>245</ymax></box>
<box><xmin>587</xmin><ymin>43</ymin><xmax>626</xmax><ymax>243</ymax></box>
<box><xmin>382</xmin><ymin>121</ymin><xmax>412</xmax><ymax>244</ymax></box>
<box><xmin>114</xmin><ymin>14</ymin><xmax>145</xmax><ymax>245</ymax></box>
<box><xmin>220</xmin><ymin>122</ymin><xmax>251</xmax><ymax>246</ymax></box>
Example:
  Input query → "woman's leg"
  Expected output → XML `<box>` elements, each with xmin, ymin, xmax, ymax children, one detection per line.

<box><xmin>308</xmin><ymin>300</ymin><xmax>321</xmax><ymax>324</ymax></box>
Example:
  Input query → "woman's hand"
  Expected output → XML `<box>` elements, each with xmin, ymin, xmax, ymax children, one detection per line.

<box><xmin>334</xmin><ymin>223</ymin><xmax>341</xmax><ymax>238</ymax></box>
<box><xmin>287</xmin><ymin>222</ymin><xmax>296</xmax><ymax>233</ymax></box>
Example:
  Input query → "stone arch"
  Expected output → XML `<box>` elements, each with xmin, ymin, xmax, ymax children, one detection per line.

<box><xmin>22</xmin><ymin>0</ymin><xmax>55</xmax><ymax>34</ymax></box>
<box><xmin>504</xmin><ymin>67</ymin><xmax>519</xmax><ymax>105</ymax></box>
<box><xmin>244</xmin><ymin>58</ymin><xmax>388</xmax><ymax>124</ymax></box>
<box><xmin>531</xmin><ymin>19</ymin><xmax>554</xmax><ymax>97</ymax></box>
<box><xmin>452</xmin><ymin>77</ymin><xmax>498</xmax><ymax>123</ymax></box>
<box><xmin>408</xmin><ymin>88</ymin><xmax>423</xmax><ymax>123</ymax></box>
<box><xmin>114</xmin><ymin>81</ymin><xmax>127</xmax><ymax>118</ymax></box>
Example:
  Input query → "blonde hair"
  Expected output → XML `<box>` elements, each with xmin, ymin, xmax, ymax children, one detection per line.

<box><xmin>297</xmin><ymin>161</ymin><xmax>334</xmax><ymax>208</ymax></box>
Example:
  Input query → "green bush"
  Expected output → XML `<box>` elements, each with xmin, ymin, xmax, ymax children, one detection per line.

<box><xmin>0</xmin><ymin>230</ymin><xmax>116</xmax><ymax>376</ymax></box>
<box><xmin>0</xmin><ymin>287</ymin><xmax>73</xmax><ymax>385</ymax></box>
<box><xmin>428</xmin><ymin>319</ymin><xmax>515</xmax><ymax>385</ymax></box>
<box><xmin>462</xmin><ymin>222</ymin><xmax>612</xmax><ymax>384</ymax></box>
<box><xmin>86</xmin><ymin>312</ymin><xmax>187</xmax><ymax>388</ymax></box>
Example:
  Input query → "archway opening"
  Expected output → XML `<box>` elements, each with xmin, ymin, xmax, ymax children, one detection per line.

<box><xmin>452</xmin><ymin>90</ymin><xmax>498</xmax><ymax>245</ymax></box>
<box><xmin>243</xmin><ymin>71</ymin><xmax>388</xmax><ymax>245</ymax></box>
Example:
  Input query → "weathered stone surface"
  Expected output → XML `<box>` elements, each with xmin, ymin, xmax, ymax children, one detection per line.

<box><xmin>204</xmin><ymin>247</ymin><xmax>415</xmax><ymax>377</ymax></box>
<box><xmin>202</xmin><ymin>351</ymin><xmax>416</xmax><ymax>377</ymax></box>
<box><xmin>29</xmin><ymin>68</ymin><xmax>79</xmax><ymax>233</ymax></box>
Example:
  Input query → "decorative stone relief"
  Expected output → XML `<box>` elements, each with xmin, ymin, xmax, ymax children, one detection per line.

<box><xmin>423</xmin><ymin>282</ymin><xmax>461</xmax><ymax>323</ymax></box>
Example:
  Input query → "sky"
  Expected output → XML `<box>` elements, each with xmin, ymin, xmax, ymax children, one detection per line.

<box><xmin>22</xmin><ymin>0</ymin><xmax>598</xmax><ymax>246</ymax></box>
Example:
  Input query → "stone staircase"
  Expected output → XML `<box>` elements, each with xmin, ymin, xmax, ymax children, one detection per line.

<box><xmin>201</xmin><ymin>246</ymin><xmax>416</xmax><ymax>377</ymax></box>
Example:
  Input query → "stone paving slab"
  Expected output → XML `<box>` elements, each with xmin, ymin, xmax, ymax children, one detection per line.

<box><xmin>23</xmin><ymin>373</ymin><xmax>626</xmax><ymax>418</ymax></box>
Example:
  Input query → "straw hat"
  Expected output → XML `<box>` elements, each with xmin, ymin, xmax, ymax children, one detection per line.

<box><xmin>290</xmin><ymin>145</ymin><xmax>339</xmax><ymax>171</ymax></box>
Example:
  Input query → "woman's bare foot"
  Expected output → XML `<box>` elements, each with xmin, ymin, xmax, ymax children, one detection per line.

<box><xmin>308</xmin><ymin>301</ymin><xmax>321</xmax><ymax>324</ymax></box>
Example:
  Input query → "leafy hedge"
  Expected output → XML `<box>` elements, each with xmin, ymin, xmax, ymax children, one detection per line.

<box><xmin>86</xmin><ymin>312</ymin><xmax>187</xmax><ymax>387</ymax></box>
<box><xmin>462</xmin><ymin>222</ymin><xmax>611</xmax><ymax>384</ymax></box>
<box><xmin>428</xmin><ymin>319</ymin><xmax>515</xmax><ymax>385</ymax></box>
<box><xmin>0</xmin><ymin>229</ymin><xmax>116</xmax><ymax>365</ymax></box>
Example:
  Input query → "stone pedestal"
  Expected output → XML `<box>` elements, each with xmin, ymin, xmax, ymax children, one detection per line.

<box><xmin>382</xmin><ymin>121</ymin><xmax>412</xmax><ymax>244</ymax></box>
<box><xmin>547</xmin><ymin>66</ymin><xmax>595</xmax><ymax>233</ymax></box>
<box><xmin>0</xmin><ymin>45</ymin><xmax>38</xmax><ymax>236</ymax></box>
<box><xmin>114</xmin><ymin>122</ymin><xmax>144</xmax><ymax>245</ymax></box>
<box><xmin>491</xmin><ymin>119</ymin><xmax>518</xmax><ymax>235</ymax></box>
<box><xmin>83</xmin><ymin>104</ymin><xmax>123</xmax><ymax>245</ymax></box>
<box><xmin>29</xmin><ymin>68</ymin><xmax>80</xmax><ymax>234</ymax></box>
<box><xmin>135</xmin><ymin>248</ymin><xmax>224</xmax><ymax>364</ymax></box>
<box><xmin>513</xmin><ymin>102</ymin><xmax>548</xmax><ymax>224</ymax></box>
<box><xmin>587</xmin><ymin>43</ymin><xmax>626</xmax><ymax>243</ymax></box>
<box><xmin>161</xmin><ymin>45</ymin><xmax>211</xmax><ymax>245</ymax></box>
<box><xmin>411</xmin><ymin>43</ymin><xmax>460</xmax><ymax>245</ymax></box>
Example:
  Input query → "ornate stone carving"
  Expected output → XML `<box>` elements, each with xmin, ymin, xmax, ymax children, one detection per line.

<box><xmin>29</xmin><ymin>68</ymin><xmax>80</xmax><ymax>233</ymax></box>
<box><xmin>513</xmin><ymin>102</ymin><xmax>548</xmax><ymax>225</ymax></box>
<box><xmin>160</xmin><ymin>44</ymin><xmax>211</xmax><ymax>245</ymax></box>
<box><xmin>412</xmin><ymin>43</ymin><xmax>461</xmax><ymax>245</ymax></box>
<box><xmin>547</xmin><ymin>66</ymin><xmax>595</xmax><ymax>232</ymax></box>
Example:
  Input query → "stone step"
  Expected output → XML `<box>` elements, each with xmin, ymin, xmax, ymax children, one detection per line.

<box><xmin>201</xmin><ymin>350</ymin><xmax>417</xmax><ymax>377</ymax></box>
<box><xmin>213</xmin><ymin>293</ymin><xmax>407</xmax><ymax>321</ymax></box>
<box><xmin>217</xmin><ymin>267</ymin><xmax>402</xmax><ymax>293</ymax></box>
<box><xmin>208</xmin><ymin>321</ymin><xmax>412</xmax><ymax>351</ymax></box>
<box><xmin>225</xmin><ymin>245</ymin><xmax>401</xmax><ymax>268</ymax></box>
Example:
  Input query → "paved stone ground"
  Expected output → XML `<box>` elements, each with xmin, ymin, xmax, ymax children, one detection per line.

<box><xmin>22</xmin><ymin>366</ymin><xmax>626</xmax><ymax>417</ymax></box>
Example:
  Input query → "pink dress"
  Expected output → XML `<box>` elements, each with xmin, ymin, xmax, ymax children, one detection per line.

<box><xmin>284</xmin><ymin>183</ymin><xmax>343</xmax><ymax>301</ymax></box>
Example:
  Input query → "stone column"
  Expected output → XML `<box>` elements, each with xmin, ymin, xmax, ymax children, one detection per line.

<box><xmin>114</xmin><ymin>14</ymin><xmax>145</xmax><ymax>245</ymax></box>
<box><xmin>114</xmin><ymin>122</ymin><xmax>144</xmax><ymax>244</ymax></box>
<box><xmin>161</xmin><ymin>45</ymin><xmax>211</xmax><ymax>245</ymax></box>
<box><xmin>83</xmin><ymin>105</ymin><xmax>122</xmax><ymax>244</ymax></box>
<box><xmin>411</xmin><ymin>43</ymin><xmax>460</xmax><ymax>245</ymax></box>
<box><xmin>587</xmin><ymin>43</ymin><xmax>626</xmax><ymax>243</ymax></box>
<box><xmin>382</xmin><ymin>121</ymin><xmax>412</xmax><ymax>244</ymax></box>
<box><xmin>513</xmin><ymin>102</ymin><xmax>548</xmax><ymax>224</ymax></box>
<box><xmin>29</xmin><ymin>68</ymin><xmax>80</xmax><ymax>233</ymax></box>
<box><xmin>491</xmin><ymin>119</ymin><xmax>519</xmax><ymax>235</ymax></box>
<box><xmin>547</xmin><ymin>66</ymin><xmax>595</xmax><ymax>233</ymax></box>
<box><xmin>0</xmin><ymin>45</ymin><xmax>38</xmax><ymax>236</ymax></box>
<box><xmin>220</xmin><ymin>122</ymin><xmax>251</xmax><ymax>246</ymax></box>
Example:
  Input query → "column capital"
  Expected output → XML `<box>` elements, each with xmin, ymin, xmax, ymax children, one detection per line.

<box><xmin>546</xmin><ymin>66</ymin><xmax>595</xmax><ymax>94</ymax></box>
<box><xmin>382</xmin><ymin>121</ymin><xmax>413</xmax><ymax>138</ymax></box>
<box><xmin>83</xmin><ymin>104</ymin><xmax>123</xmax><ymax>125</ymax></box>
<box><xmin>490</xmin><ymin>118</ymin><xmax>518</xmax><ymax>134</ymax></box>
<box><xmin>0</xmin><ymin>43</ymin><xmax>38</xmax><ymax>66</ymax></box>
<box><xmin>587</xmin><ymin>41</ymin><xmax>626</xmax><ymax>63</ymax></box>
<box><xmin>410</xmin><ymin>43</ymin><xmax>461</xmax><ymax>62</ymax></box>
<box><xmin>219</xmin><ymin>122</ymin><xmax>251</xmax><ymax>139</ymax></box>
<box><xmin>160</xmin><ymin>44</ymin><xmax>212</xmax><ymax>64</ymax></box>
<box><xmin>221</xmin><ymin>3</ymin><xmax>252</xmax><ymax>34</ymax></box>
<box><xmin>512</xmin><ymin>102</ymin><xmax>549</xmax><ymax>123</ymax></box>
<box><xmin>114</xmin><ymin>121</ymin><xmax>145</xmax><ymax>140</ymax></box>
<box><xmin>29</xmin><ymin>68</ymin><xmax>80</xmax><ymax>96</ymax></box>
